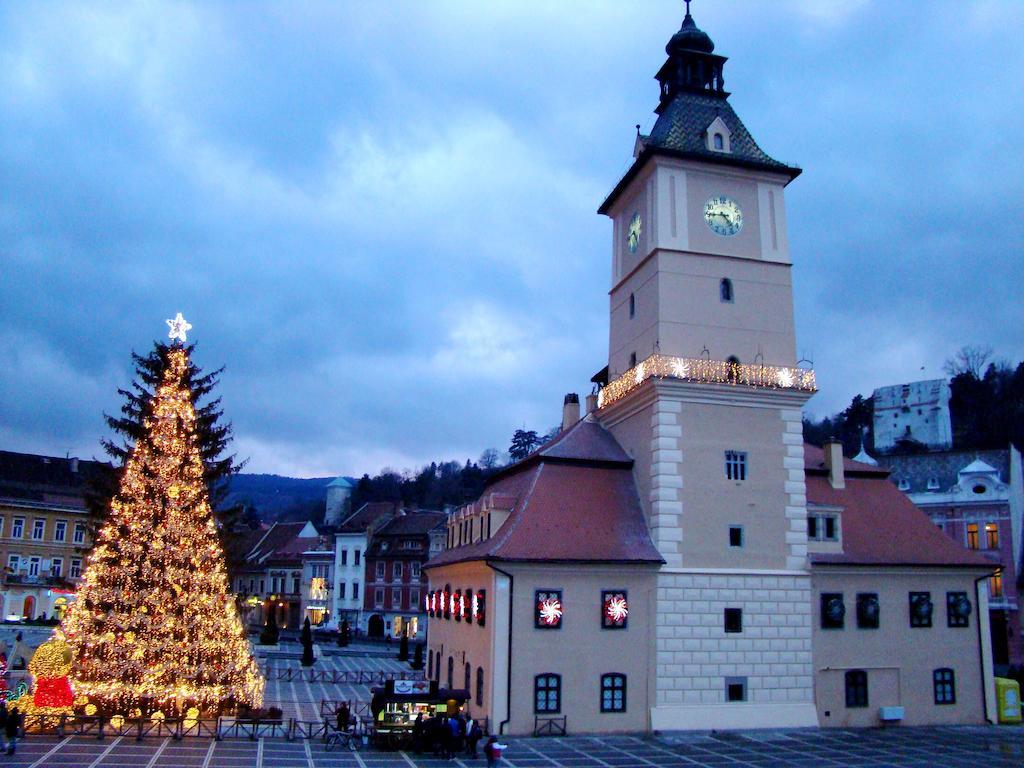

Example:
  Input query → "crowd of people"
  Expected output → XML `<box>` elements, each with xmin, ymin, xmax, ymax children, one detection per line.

<box><xmin>410</xmin><ymin>711</ymin><xmax>490</xmax><ymax>760</ymax></box>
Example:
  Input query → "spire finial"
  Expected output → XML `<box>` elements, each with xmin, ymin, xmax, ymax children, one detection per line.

<box><xmin>685</xmin><ymin>0</ymin><xmax>692</xmax><ymax>17</ymax></box>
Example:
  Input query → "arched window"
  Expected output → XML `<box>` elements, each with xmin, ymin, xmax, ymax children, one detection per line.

<box><xmin>713</xmin><ymin>133</ymin><xmax>724</xmax><ymax>150</ymax></box>
<box><xmin>534</xmin><ymin>674</ymin><xmax>561</xmax><ymax>713</ymax></box>
<box><xmin>464</xmin><ymin>662</ymin><xmax>471</xmax><ymax>691</ymax></box>
<box><xmin>22</xmin><ymin>595</ymin><xmax>35</xmax><ymax>620</ymax></box>
<box><xmin>629</xmin><ymin>293</ymin><xmax>635</xmax><ymax>318</ymax></box>
<box><xmin>601</xmin><ymin>673</ymin><xmax>627</xmax><ymax>712</ymax></box>
<box><xmin>476</xmin><ymin>667</ymin><xmax>485</xmax><ymax>707</ymax></box>
<box><xmin>447</xmin><ymin>656</ymin><xmax>454</xmax><ymax>690</ymax></box>
<box><xmin>720</xmin><ymin>278</ymin><xmax>733</xmax><ymax>303</ymax></box>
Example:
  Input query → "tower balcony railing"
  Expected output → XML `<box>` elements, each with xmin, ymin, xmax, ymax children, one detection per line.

<box><xmin>597</xmin><ymin>354</ymin><xmax>816</xmax><ymax>409</ymax></box>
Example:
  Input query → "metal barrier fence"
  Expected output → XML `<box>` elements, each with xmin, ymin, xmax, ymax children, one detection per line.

<box><xmin>263</xmin><ymin>666</ymin><xmax>425</xmax><ymax>684</ymax></box>
<box><xmin>23</xmin><ymin>713</ymin><xmax>360</xmax><ymax>742</ymax></box>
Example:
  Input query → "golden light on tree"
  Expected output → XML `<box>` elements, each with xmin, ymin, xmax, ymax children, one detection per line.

<box><xmin>61</xmin><ymin>333</ymin><xmax>263</xmax><ymax>716</ymax></box>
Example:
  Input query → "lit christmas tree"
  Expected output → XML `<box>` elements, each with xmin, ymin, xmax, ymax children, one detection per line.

<box><xmin>61</xmin><ymin>315</ymin><xmax>263</xmax><ymax>716</ymax></box>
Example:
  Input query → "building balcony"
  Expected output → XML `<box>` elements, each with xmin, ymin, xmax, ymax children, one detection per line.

<box><xmin>597</xmin><ymin>354</ymin><xmax>817</xmax><ymax>409</ymax></box>
<box><xmin>3</xmin><ymin>573</ymin><xmax>77</xmax><ymax>588</ymax></box>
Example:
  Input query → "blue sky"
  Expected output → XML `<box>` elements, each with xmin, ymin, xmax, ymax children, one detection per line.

<box><xmin>2</xmin><ymin>1</ymin><xmax>1022</xmax><ymax>477</ymax></box>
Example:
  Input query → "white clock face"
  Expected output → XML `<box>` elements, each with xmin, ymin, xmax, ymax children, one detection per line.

<box><xmin>627</xmin><ymin>212</ymin><xmax>642</xmax><ymax>253</ymax></box>
<box><xmin>704</xmin><ymin>197</ymin><xmax>743</xmax><ymax>237</ymax></box>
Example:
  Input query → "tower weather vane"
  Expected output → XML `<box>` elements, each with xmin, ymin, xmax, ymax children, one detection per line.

<box><xmin>166</xmin><ymin>312</ymin><xmax>192</xmax><ymax>343</ymax></box>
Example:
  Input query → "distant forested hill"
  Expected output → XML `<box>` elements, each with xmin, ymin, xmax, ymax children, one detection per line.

<box><xmin>222</xmin><ymin>474</ymin><xmax>334</xmax><ymax>523</ymax></box>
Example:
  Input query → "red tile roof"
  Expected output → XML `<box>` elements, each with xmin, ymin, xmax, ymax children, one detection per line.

<box><xmin>426</xmin><ymin>418</ymin><xmax>661</xmax><ymax>568</ymax></box>
<box><xmin>805</xmin><ymin>447</ymin><xmax>994</xmax><ymax>569</ymax></box>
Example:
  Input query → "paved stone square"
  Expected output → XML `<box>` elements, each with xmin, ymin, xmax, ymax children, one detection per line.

<box><xmin>4</xmin><ymin>726</ymin><xmax>1024</xmax><ymax>767</ymax></box>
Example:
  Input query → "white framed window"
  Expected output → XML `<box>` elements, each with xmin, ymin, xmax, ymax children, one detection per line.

<box><xmin>54</xmin><ymin>520</ymin><xmax>67</xmax><ymax>542</ymax></box>
<box><xmin>374</xmin><ymin>588</ymin><xmax>385</xmax><ymax>608</ymax></box>
<box><xmin>73</xmin><ymin>522</ymin><xmax>86</xmax><ymax>545</ymax></box>
<box><xmin>391</xmin><ymin>588</ymin><xmax>402</xmax><ymax>608</ymax></box>
<box><xmin>410</xmin><ymin>588</ymin><xmax>420</xmax><ymax>608</ymax></box>
<box><xmin>32</xmin><ymin>519</ymin><xmax>45</xmax><ymax>540</ymax></box>
<box><xmin>12</xmin><ymin>518</ymin><xmax>25</xmax><ymax>539</ymax></box>
<box><xmin>51</xmin><ymin>558</ymin><xmax>63</xmax><ymax>577</ymax></box>
<box><xmin>376</xmin><ymin>561</ymin><xmax>386</xmax><ymax>580</ymax></box>
<box><xmin>28</xmin><ymin>556</ymin><xmax>41</xmax><ymax>576</ymax></box>
<box><xmin>70</xmin><ymin>558</ymin><xmax>82</xmax><ymax>578</ymax></box>
<box><xmin>393</xmin><ymin>562</ymin><xmax>403</xmax><ymax>581</ymax></box>
<box><xmin>808</xmin><ymin>513</ymin><xmax>839</xmax><ymax>542</ymax></box>
<box><xmin>7</xmin><ymin>555</ymin><xmax>19</xmax><ymax>572</ymax></box>
<box><xmin>411</xmin><ymin>562</ymin><xmax>421</xmax><ymax>580</ymax></box>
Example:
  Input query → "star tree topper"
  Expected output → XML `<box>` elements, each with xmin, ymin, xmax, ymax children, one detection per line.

<box><xmin>166</xmin><ymin>312</ymin><xmax>193</xmax><ymax>343</ymax></box>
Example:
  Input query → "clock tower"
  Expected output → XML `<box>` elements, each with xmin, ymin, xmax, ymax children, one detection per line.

<box><xmin>596</xmin><ymin>7</ymin><xmax>819</xmax><ymax>729</ymax></box>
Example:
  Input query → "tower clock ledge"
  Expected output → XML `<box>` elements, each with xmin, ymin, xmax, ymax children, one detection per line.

<box><xmin>596</xmin><ymin>353</ymin><xmax>816</xmax><ymax>411</ymax></box>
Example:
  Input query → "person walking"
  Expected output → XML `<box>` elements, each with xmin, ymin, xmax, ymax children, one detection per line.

<box><xmin>465</xmin><ymin>715</ymin><xmax>483</xmax><ymax>758</ymax></box>
<box><xmin>5</xmin><ymin>705</ymin><xmax>20</xmax><ymax>756</ymax></box>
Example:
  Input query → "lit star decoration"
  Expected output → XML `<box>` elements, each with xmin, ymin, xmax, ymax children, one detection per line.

<box><xmin>60</xmin><ymin>344</ymin><xmax>264</xmax><ymax>717</ymax></box>
<box><xmin>166</xmin><ymin>312</ymin><xmax>192</xmax><ymax>343</ymax></box>
<box><xmin>538</xmin><ymin>597</ymin><xmax>563</xmax><ymax>627</ymax></box>
<box><xmin>603</xmin><ymin>592</ymin><xmax>629</xmax><ymax>628</ymax></box>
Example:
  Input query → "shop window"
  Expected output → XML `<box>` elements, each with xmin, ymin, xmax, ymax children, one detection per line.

<box><xmin>909</xmin><ymin>592</ymin><xmax>933</xmax><ymax>627</ymax></box>
<box><xmin>845</xmin><ymin>670</ymin><xmax>868</xmax><ymax>708</ymax></box>
<box><xmin>601</xmin><ymin>673</ymin><xmax>626</xmax><ymax>712</ymax></box>
<box><xmin>534</xmin><ymin>674</ymin><xmax>561</xmax><ymax>714</ymax></box>
<box><xmin>820</xmin><ymin>593</ymin><xmax>845</xmax><ymax>629</ymax></box>
<box><xmin>725</xmin><ymin>451</ymin><xmax>747</xmax><ymax>481</ymax></box>
<box><xmin>933</xmin><ymin>668</ymin><xmax>956</xmax><ymax>704</ymax></box>
<box><xmin>947</xmin><ymin>592</ymin><xmax>971</xmax><ymax>627</ymax></box>
<box><xmin>855</xmin><ymin>593</ymin><xmax>879</xmax><ymax>629</ymax></box>
<box><xmin>724</xmin><ymin>608</ymin><xmax>743</xmax><ymax>633</ymax></box>
<box><xmin>725</xmin><ymin>677</ymin><xmax>747</xmax><ymax>702</ymax></box>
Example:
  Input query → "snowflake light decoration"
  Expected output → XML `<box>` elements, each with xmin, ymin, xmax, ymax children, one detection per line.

<box><xmin>634</xmin><ymin>361</ymin><xmax>646</xmax><ymax>385</ymax></box>
<box><xmin>671</xmin><ymin>359</ymin><xmax>689</xmax><ymax>379</ymax></box>
<box><xmin>535</xmin><ymin>590</ymin><xmax>563</xmax><ymax>628</ymax></box>
<box><xmin>603</xmin><ymin>591</ymin><xmax>629</xmax><ymax>628</ymax></box>
<box><xmin>776</xmin><ymin>367</ymin><xmax>795</xmax><ymax>388</ymax></box>
<box><xmin>166</xmin><ymin>312</ymin><xmax>192</xmax><ymax>343</ymax></box>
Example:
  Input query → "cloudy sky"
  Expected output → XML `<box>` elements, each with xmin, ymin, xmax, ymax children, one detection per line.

<box><xmin>2</xmin><ymin>1</ymin><xmax>1022</xmax><ymax>478</ymax></box>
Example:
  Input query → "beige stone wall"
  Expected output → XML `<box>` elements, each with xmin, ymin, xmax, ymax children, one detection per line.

<box><xmin>504</xmin><ymin>563</ymin><xmax>658</xmax><ymax>735</ymax></box>
<box><xmin>425</xmin><ymin>562</ymin><xmax>498</xmax><ymax>723</ymax></box>
<box><xmin>812</xmin><ymin>566</ymin><xmax>993</xmax><ymax>727</ymax></box>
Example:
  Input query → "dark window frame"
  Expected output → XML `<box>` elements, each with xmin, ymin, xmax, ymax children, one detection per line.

<box><xmin>720</xmin><ymin>278</ymin><xmax>734</xmax><ymax>303</ymax></box>
<box><xmin>909</xmin><ymin>591</ymin><xmax>933</xmax><ymax>628</ymax></box>
<box><xmin>534</xmin><ymin>673</ymin><xmax>561</xmax><ymax>714</ymax></box>
<box><xmin>602</xmin><ymin>590</ymin><xmax>629</xmax><ymax>630</ymax></box>
<box><xmin>535</xmin><ymin>589</ymin><xmax>563</xmax><ymax>629</ymax></box>
<box><xmin>946</xmin><ymin>591</ymin><xmax>971</xmax><ymax>628</ymax></box>
<box><xmin>845</xmin><ymin>670</ymin><xmax>868</xmax><ymax>708</ymax></box>
<box><xmin>728</xmin><ymin>525</ymin><xmax>743</xmax><ymax>547</ymax></box>
<box><xmin>855</xmin><ymin>592</ymin><xmax>880</xmax><ymax>629</ymax></box>
<box><xmin>725</xmin><ymin>450</ymin><xmax>747</xmax><ymax>481</ymax></box>
<box><xmin>600</xmin><ymin>673</ymin><xmax>627</xmax><ymax>713</ymax></box>
<box><xmin>724</xmin><ymin>608</ymin><xmax>743</xmax><ymax>633</ymax></box>
<box><xmin>821</xmin><ymin>593</ymin><xmax>845</xmax><ymax>630</ymax></box>
<box><xmin>933</xmin><ymin>668</ymin><xmax>956</xmax><ymax>705</ymax></box>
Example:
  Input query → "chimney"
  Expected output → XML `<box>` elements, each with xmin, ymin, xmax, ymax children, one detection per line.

<box><xmin>562</xmin><ymin>393</ymin><xmax>580</xmax><ymax>431</ymax></box>
<box><xmin>69</xmin><ymin>457</ymin><xmax>79</xmax><ymax>473</ymax></box>
<box><xmin>585</xmin><ymin>392</ymin><xmax>598</xmax><ymax>414</ymax></box>
<box><xmin>824</xmin><ymin>440</ymin><xmax>845</xmax><ymax>489</ymax></box>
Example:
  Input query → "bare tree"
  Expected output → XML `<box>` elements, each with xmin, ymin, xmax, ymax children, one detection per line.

<box><xmin>943</xmin><ymin>345</ymin><xmax>993</xmax><ymax>378</ymax></box>
<box><xmin>479</xmin><ymin>448</ymin><xmax>500</xmax><ymax>470</ymax></box>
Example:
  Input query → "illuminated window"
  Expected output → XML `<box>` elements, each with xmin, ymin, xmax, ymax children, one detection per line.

<box><xmin>966</xmin><ymin>523</ymin><xmax>979</xmax><ymax>549</ymax></box>
<box><xmin>534</xmin><ymin>674</ymin><xmax>561</xmax><ymax>714</ymax></box>
<box><xmin>933</xmin><ymin>668</ymin><xmax>956</xmax><ymax>705</ymax></box>
<box><xmin>725</xmin><ymin>451</ymin><xmax>747</xmax><ymax>481</ymax></box>
<box><xmin>985</xmin><ymin>523</ymin><xmax>999</xmax><ymax>549</ymax></box>
<box><xmin>601</xmin><ymin>673</ymin><xmax>626</xmax><ymax>712</ymax></box>
<box><xmin>845</xmin><ymin>670</ymin><xmax>868</xmax><ymax>708</ymax></box>
<box><xmin>989</xmin><ymin>572</ymin><xmax>1003</xmax><ymax>598</ymax></box>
